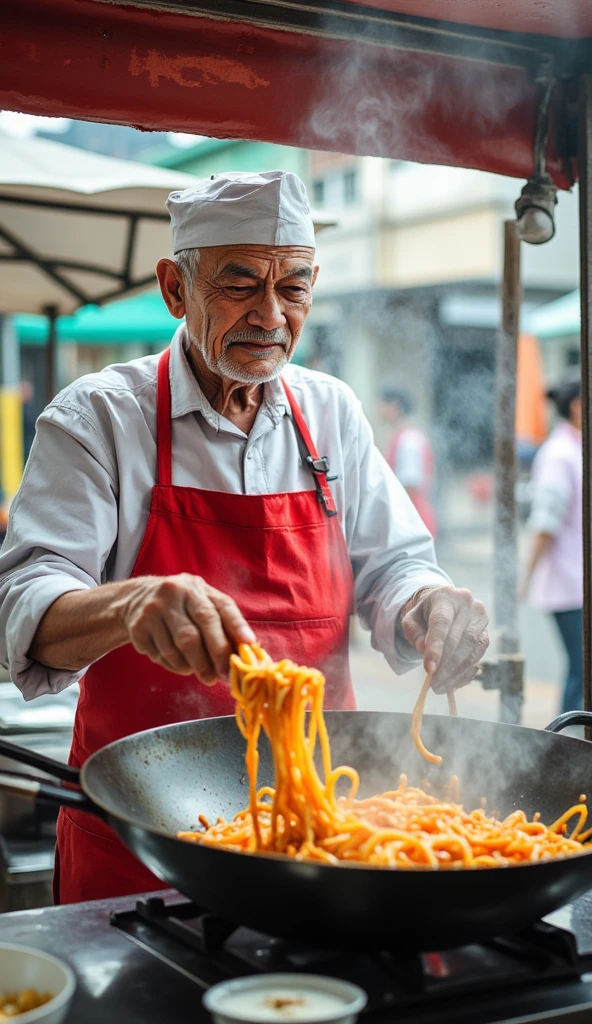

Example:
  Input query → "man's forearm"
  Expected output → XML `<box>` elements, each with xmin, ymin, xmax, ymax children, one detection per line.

<box><xmin>28</xmin><ymin>580</ymin><xmax>137</xmax><ymax>671</ymax></box>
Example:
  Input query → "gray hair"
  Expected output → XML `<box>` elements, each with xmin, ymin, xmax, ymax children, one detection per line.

<box><xmin>174</xmin><ymin>247</ymin><xmax>200</xmax><ymax>295</ymax></box>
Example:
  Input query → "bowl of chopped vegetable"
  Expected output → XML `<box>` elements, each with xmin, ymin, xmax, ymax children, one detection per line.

<box><xmin>0</xmin><ymin>944</ymin><xmax>75</xmax><ymax>1023</ymax></box>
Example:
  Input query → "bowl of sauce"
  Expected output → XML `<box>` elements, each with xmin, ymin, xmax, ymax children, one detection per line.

<box><xmin>203</xmin><ymin>973</ymin><xmax>367</xmax><ymax>1024</ymax></box>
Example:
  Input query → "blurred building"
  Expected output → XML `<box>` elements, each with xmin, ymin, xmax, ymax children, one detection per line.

<box><xmin>3</xmin><ymin>120</ymin><xmax>580</xmax><ymax>490</ymax></box>
<box><xmin>526</xmin><ymin>289</ymin><xmax>580</xmax><ymax>376</ymax></box>
<box><xmin>145</xmin><ymin>139</ymin><xmax>579</xmax><ymax>479</ymax></box>
<box><xmin>307</xmin><ymin>155</ymin><xmax>578</xmax><ymax>465</ymax></box>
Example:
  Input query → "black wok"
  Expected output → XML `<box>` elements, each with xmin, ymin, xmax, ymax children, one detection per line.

<box><xmin>1</xmin><ymin>709</ymin><xmax>592</xmax><ymax>951</ymax></box>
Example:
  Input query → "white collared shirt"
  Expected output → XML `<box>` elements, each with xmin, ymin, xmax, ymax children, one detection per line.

<box><xmin>0</xmin><ymin>325</ymin><xmax>450</xmax><ymax>700</ymax></box>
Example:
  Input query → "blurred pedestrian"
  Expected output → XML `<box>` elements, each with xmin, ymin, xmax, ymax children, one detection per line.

<box><xmin>379</xmin><ymin>387</ymin><xmax>437</xmax><ymax>536</ymax></box>
<box><xmin>522</xmin><ymin>372</ymin><xmax>582</xmax><ymax>713</ymax></box>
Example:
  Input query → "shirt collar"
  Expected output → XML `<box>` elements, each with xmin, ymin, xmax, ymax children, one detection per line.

<box><xmin>168</xmin><ymin>323</ymin><xmax>290</xmax><ymax>430</ymax></box>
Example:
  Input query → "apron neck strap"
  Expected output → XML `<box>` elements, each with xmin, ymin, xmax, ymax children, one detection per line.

<box><xmin>282</xmin><ymin>381</ymin><xmax>338</xmax><ymax>517</ymax></box>
<box><xmin>156</xmin><ymin>352</ymin><xmax>337</xmax><ymax>517</ymax></box>
<box><xmin>156</xmin><ymin>347</ymin><xmax>173</xmax><ymax>486</ymax></box>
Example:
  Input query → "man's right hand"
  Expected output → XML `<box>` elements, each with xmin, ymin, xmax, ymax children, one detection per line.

<box><xmin>121</xmin><ymin>573</ymin><xmax>255</xmax><ymax>685</ymax></box>
<box><xmin>29</xmin><ymin>573</ymin><xmax>255</xmax><ymax>685</ymax></box>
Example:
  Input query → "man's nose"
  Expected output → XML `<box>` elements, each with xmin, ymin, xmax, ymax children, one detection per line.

<box><xmin>246</xmin><ymin>290</ymin><xmax>285</xmax><ymax>332</ymax></box>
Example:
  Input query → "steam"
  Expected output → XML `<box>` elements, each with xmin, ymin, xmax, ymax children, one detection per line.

<box><xmin>306</xmin><ymin>35</ymin><xmax>533</xmax><ymax>168</ymax></box>
<box><xmin>323</xmin><ymin>711</ymin><xmax>588</xmax><ymax>822</ymax></box>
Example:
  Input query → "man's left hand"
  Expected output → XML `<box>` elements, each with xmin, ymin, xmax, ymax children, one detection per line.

<box><xmin>401</xmin><ymin>586</ymin><xmax>489</xmax><ymax>693</ymax></box>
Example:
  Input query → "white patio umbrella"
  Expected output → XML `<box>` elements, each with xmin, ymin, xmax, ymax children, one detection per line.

<box><xmin>0</xmin><ymin>132</ymin><xmax>199</xmax><ymax>400</ymax></box>
<box><xmin>0</xmin><ymin>133</ymin><xmax>335</xmax><ymax>402</ymax></box>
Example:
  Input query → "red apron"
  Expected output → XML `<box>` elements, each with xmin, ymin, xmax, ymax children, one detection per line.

<box><xmin>55</xmin><ymin>347</ymin><xmax>355</xmax><ymax>904</ymax></box>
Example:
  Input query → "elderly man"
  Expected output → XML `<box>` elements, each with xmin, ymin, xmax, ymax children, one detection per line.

<box><xmin>0</xmin><ymin>171</ymin><xmax>488</xmax><ymax>904</ymax></box>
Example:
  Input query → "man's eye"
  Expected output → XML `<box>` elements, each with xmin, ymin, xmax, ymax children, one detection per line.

<box><xmin>226</xmin><ymin>286</ymin><xmax>254</xmax><ymax>294</ymax></box>
<box><xmin>286</xmin><ymin>286</ymin><xmax>305</xmax><ymax>295</ymax></box>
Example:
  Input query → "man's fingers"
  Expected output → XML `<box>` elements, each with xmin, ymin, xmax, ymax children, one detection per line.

<box><xmin>164</xmin><ymin>606</ymin><xmax>218</xmax><ymax>684</ymax></box>
<box><xmin>401</xmin><ymin>585</ymin><xmax>489</xmax><ymax>694</ymax></box>
<box><xmin>185</xmin><ymin>590</ymin><xmax>235</xmax><ymax>680</ymax></box>
<box><xmin>431</xmin><ymin>606</ymin><xmax>488</xmax><ymax>687</ymax></box>
<box><xmin>149</xmin><ymin>619</ymin><xmax>194</xmax><ymax>674</ymax></box>
<box><xmin>123</xmin><ymin>574</ymin><xmax>255</xmax><ymax>684</ymax></box>
<box><xmin>402</xmin><ymin>610</ymin><xmax>427</xmax><ymax>650</ymax></box>
<box><xmin>140</xmin><ymin>579</ymin><xmax>219</xmax><ymax>683</ymax></box>
<box><xmin>208</xmin><ymin>587</ymin><xmax>256</xmax><ymax>646</ymax></box>
<box><xmin>422</xmin><ymin>599</ymin><xmax>456</xmax><ymax>674</ymax></box>
<box><xmin>432</xmin><ymin>602</ymin><xmax>472</xmax><ymax>677</ymax></box>
<box><xmin>431</xmin><ymin>630</ymin><xmax>490</xmax><ymax>693</ymax></box>
<box><xmin>132</xmin><ymin>620</ymin><xmax>193</xmax><ymax>676</ymax></box>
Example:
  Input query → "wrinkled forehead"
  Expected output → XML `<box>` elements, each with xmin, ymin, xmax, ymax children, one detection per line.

<box><xmin>200</xmin><ymin>243</ymin><xmax>316</xmax><ymax>276</ymax></box>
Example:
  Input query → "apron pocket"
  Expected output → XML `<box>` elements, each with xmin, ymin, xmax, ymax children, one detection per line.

<box><xmin>249</xmin><ymin>616</ymin><xmax>343</xmax><ymax>661</ymax></box>
<box><xmin>249</xmin><ymin>616</ymin><xmax>353</xmax><ymax>709</ymax></box>
<box><xmin>64</xmin><ymin>807</ymin><xmax>122</xmax><ymax>843</ymax></box>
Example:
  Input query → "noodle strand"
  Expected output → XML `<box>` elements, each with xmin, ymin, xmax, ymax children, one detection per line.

<box><xmin>178</xmin><ymin>645</ymin><xmax>588</xmax><ymax>870</ymax></box>
<box><xmin>411</xmin><ymin>674</ymin><xmax>458</xmax><ymax>764</ymax></box>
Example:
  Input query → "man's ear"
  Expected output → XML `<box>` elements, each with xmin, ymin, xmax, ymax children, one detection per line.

<box><xmin>312</xmin><ymin>265</ymin><xmax>319</xmax><ymax>287</ymax></box>
<box><xmin>156</xmin><ymin>258</ymin><xmax>186</xmax><ymax>319</ymax></box>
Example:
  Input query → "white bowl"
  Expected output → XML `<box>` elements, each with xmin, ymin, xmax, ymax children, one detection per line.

<box><xmin>203</xmin><ymin>973</ymin><xmax>367</xmax><ymax>1024</ymax></box>
<box><xmin>0</xmin><ymin>943</ymin><xmax>76</xmax><ymax>1024</ymax></box>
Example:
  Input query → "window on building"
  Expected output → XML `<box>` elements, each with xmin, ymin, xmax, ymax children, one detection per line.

<box><xmin>312</xmin><ymin>178</ymin><xmax>325</xmax><ymax>205</ymax></box>
<box><xmin>343</xmin><ymin>169</ymin><xmax>357</xmax><ymax>204</ymax></box>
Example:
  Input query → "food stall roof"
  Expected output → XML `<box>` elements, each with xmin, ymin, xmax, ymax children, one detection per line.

<box><xmin>2</xmin><ymin>0</ymin><xmax>591</xmax><ymax>189</ymax></box>
<box><xmin>338</xmin><ymin>0</ymin><xmax>592</xmax><ymax>39</ymax></box>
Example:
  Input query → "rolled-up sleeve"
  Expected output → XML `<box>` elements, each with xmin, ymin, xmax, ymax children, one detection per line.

<box><xmin>0</xmin><ymin>401</ymin><xmax>119</xmax><ymax>699</ymax></box>
<box><xmin>343</xmin><ymin>398</ymin><xmax>450</xmax><ymax>673</ymax></box>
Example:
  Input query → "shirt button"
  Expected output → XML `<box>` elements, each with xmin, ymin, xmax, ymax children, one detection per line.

<box><xmin>246</xmin><ymin>450</ymin><xmax>253</xmax><ymax>460</ymax></box>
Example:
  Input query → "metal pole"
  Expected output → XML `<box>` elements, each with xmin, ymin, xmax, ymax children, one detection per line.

<box><xmin>494</xmin><ymin>220</ymin><xmax>523</xmax><ymax>723</ymax></box>
<box><xmin>578</xmin><ymin>74</ymin><xmax>592</xmax><ymax>720</ymax></box>
<box><xmin>43</xmin><ymin>305</ymin><xmax>58</xmax><ymax>406</ymax></box>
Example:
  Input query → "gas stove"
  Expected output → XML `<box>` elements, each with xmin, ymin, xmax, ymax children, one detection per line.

<box><xmin>3</xmin><ymin>889</ymin><xmax>592</xmax><ymax>1023</ymax></box>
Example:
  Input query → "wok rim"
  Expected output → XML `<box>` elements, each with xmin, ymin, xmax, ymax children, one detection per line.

<box><xmin>79</xmin><ymin>711</ymin><xmax>592</xmax><ymax>877</ymax></box>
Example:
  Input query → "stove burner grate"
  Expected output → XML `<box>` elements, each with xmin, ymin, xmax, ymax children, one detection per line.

<box><xmin>110</xmin><ymin>898</ymin><xmax>592</xmax><ymax>1016</ymax></box>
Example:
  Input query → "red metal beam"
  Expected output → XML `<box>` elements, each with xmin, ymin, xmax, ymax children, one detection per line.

<box><xmin>0</xmin><ymin>0</ymin><xmax>575</xmax><ymax>187</ymax></box>
<box><xmin>340</xmin><ymin>0</ymin><xmax>592</xmax><ymax>40</ymax></box>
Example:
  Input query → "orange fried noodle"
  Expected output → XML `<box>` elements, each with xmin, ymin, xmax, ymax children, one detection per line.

<box><xmin>178</xmin><ymin>644</ymin><xmax>589</xmax><ymax>868</ymax></box>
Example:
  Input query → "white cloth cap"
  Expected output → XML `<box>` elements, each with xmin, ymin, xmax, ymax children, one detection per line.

<box><xmin>167</xmin><ymin>170</ymin><xmax>315</xmax><ymax>253</ymax></box>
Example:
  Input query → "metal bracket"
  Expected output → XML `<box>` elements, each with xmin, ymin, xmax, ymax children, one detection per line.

<box><xmin>478</xmin><ymin>653</ymin><xmax>525</xmax><ymax>725</ymax></box>
<box><xmin>306</xmin><ymin>455</ymin><xmax>331</xmax><ymax>475</ymax></box>
<box><xmin>305</xmin><ymin>455</ymin><xmax>338</xmax><ymax>517</ymax></box>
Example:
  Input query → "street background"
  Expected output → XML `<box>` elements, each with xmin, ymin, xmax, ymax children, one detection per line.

<box><xmin>0</xmin><ymin>111</ymin><xmax>580</xmax><ymax>727</ymax></box>
<box><xmin>352</xmin><ymin>482</ymin><xmax>562</xmax><ymax>728</ymax></box>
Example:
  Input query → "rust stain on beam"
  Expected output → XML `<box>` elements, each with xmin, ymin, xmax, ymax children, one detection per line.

<box><xmin>129</xmin><ymin>47</ymin><xmax>270</xmax><ymax>89</ymax></box>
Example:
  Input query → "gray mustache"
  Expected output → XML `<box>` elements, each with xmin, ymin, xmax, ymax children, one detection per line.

<box><xmin>225</xmin><ymin>328</ymin><xmax>288</xmax><ymax>347</ymax></box>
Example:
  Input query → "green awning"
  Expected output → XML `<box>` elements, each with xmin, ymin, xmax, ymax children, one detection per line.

<box><xmin>527</xmin><ymin>289</ymin><xmax>580</xmax><ymax>340</ymax></box>
<box><xmin>14</xmin><ymin>290</ymin><xmax>179</xmax><ymax>346</ymax></box>
<box><xmin>13</xmin><ymin>288</ymin><xmax>307</xmax><ymax>365</ymax></box>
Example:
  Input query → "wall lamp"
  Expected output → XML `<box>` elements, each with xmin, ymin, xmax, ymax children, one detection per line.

<box><xmin>515</xmin><ymin>70</ymin><xmax>558</xmax><ymax>245</ymax></box>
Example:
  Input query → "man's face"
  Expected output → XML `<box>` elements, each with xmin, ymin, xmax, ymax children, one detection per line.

<box><xmin>162</xmin><ymin>244</ymin><xmax>318</xmax><ymax>385</ymax></box>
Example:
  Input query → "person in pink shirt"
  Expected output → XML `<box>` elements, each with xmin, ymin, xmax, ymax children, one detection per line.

<box><xmin>523</xmin><ymin>373</ymin><xmax>582</xmax><ymax>712</ymax></box>
<box><xmin>380</xmin><ymin>387</ymin><xmax>437</xmax><ymax>537</ymax></box>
